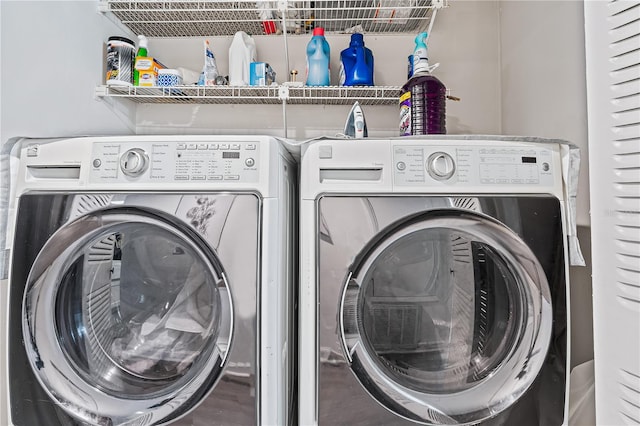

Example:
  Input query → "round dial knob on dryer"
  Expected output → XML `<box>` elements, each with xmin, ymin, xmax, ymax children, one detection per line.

<box><xmin>427</xmin><ymin>152</ymin><xmax>456</xmax><ymax>180</ymax></box>
<box><xmin>120</xmin><ymin>148</ymin><xmax>149</xmax><ymax>177</ymax></box>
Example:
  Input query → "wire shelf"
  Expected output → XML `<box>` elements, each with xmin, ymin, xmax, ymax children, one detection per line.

<box><xmin>102</xmin><ymin>0</ymin><xmax>445</xmax><ymax>37</ymax></box>
<box><xmin>96</xmin><ymin>84</ymin><xmax>402</xmax><ymax>105</ymax></box>
<box><xmin>286</xmin><ymin>86</ymin><xmax>401</xmax><ymax>105</ymax></box>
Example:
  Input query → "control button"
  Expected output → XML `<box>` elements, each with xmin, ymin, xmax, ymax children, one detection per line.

<box><xmin>231</xmin><ymin>143</ymin><xmax>241</xmax><ymax>150</ymax></box>
<box><xmin>396</xmin><ymin>161</ymin><xmax>406</xmax><ymax>171</ymax></box>
<box><xmin>208</xmin><ymin>175</ymin><xmax>223</xmax><ymax>180</ymax></box>
<box><xmin>177</xmin><ymin>143</ymin><xmax>187</xmax><ymax>150</ymax></box>
<box><xmin>191</xmin><ymin>175</ymin><xmax>206</xmax><ymax>180</ymax></box>
<box><xmin>319</xmin><ymin>146</ymin><xmax>332</xmax><ymax>159</ymax></box>
<box><xmin>220</xmin><ymin>143</ymin><xmax>230</xmax><ymax>150</ymax></box>
<box><xmin>120</xmin><ymin>148</ymin><xmax>149</xmax><ymax>177</ymax></box>
<box><xmin>209</xmin><ymin>143</ymin><xmax>219</xmax><ymax>150</ymax></box>
<box><xmin>542</xmin><ymin>162</ymin><xmax>550</xmax><ymax>172</ymax></box>
<box><xmin>245</xmin><ymin>158</ymin><xmax>255</xmax><ymax>167</ymax></box>
<box><xmin>92</xmin><ymin>159</ymin><xmax>102</xmax><ymax>168</ymax></box>
<box><xmin>187</xmin><ymin>143</ymin><xmax>197</xmax><ymax>150</ymax></box>
<box><xmin>246</xmin><ymin>144</ymin><xmax>256</xmax><ymax>150</ymax></box>
<box><xmin>175</xmin><ymin>175</ymin><xmax>189</xmax><ymax>180</ymax></box>
<box><xmin>26</xmin><ymin>145</ymin><xmax>39</xmax><ymax>157</ymax></box>
<box><xmin>426</xmin><ymin>152</ymin><xmax>456</xmax><ymax>180</ymax></box>
<box><xmin>198</xmin><ymin>144</ymin><xmax>207</xmax><ymax>150</ymax></box>
<box><xmin>224</xmin><ymin>175</ymin><xmax>240</xmax><ymax>180</ymax></box>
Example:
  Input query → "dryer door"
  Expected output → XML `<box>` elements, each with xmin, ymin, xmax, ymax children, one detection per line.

<box><xmin>23</xmin><ymin>207</ymin><xmax>232</xmax><ymax>426</ymax></box>
<box><xmin>339</xmin><ymin>209</ymin><xmax>553</xmax><ymax>425</ymax></box>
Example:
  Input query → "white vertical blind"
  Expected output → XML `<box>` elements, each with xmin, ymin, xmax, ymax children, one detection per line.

<box><xmin>585</xmin><ymin>0</ymin><xmax>640</xmax><ymax>424</ymax></box>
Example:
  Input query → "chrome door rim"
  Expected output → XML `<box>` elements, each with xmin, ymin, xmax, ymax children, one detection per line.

<box><xmin>22</xmin><ymin>207</ymin><xmax>233</xmax><ymax>426</ymax></box>
<box><xmin>339</xmin><ymin>209</ymin><xmax>553</xmax><ymax>425</ymax></box>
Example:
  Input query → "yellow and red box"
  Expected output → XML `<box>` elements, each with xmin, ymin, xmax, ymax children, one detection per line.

<box><xmin>135</xmin><ymin>57</ymin><xmax>166</xmax><ymax>87</ymax></box>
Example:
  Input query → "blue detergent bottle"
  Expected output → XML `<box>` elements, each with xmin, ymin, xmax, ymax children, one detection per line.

<box><xmin>339</xmin><ymin>33</ymin><xmax>374</xmax><ymax>86</ymax></box>
<box><xmin>306</xmin><ymin>27</ymin><xmax>330</xmax><ymax>86</ymax></box>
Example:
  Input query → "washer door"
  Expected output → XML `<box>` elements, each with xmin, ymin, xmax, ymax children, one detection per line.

<box><xmin>339</xmin><ymin>209</ymin><xmax>553</xmax><ymax>425</ymax></box>
<box><xmin>23</xmin><ymin>207</ymin><xmax>232</xmax><ymax>426</ymax></box>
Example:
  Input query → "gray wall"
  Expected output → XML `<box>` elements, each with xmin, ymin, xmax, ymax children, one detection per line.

<box><xmin>0</xmin><ymin>1</ymin><xmax>136</xmax><ymax>145</ymax></box>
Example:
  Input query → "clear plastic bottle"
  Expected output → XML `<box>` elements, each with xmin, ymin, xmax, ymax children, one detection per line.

<box><xmin>400</xmin><ymin>32</ymin><xmax>446</xmax><ymax>135</ymax></box>
<box><xmin>306</xmin><ymin>27</ymin><xmax>330</xmax><ymax>86</ymax></box>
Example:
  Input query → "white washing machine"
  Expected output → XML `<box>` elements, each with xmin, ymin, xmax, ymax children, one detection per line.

<box><xmin>299</xmin><ymin>138</ymin><xmax>570</xmax><ymax>425</ymax></box>
<box><xmin>1</xmin><ymin>135</ymin><xmax>296</xmax><ymax>426</ymax></box>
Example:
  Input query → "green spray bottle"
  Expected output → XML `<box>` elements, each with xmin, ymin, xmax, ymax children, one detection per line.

<box><xmin>133</xmin><ymin>35</ymin><xmax>148</xmax><ymax>86</ymax></box>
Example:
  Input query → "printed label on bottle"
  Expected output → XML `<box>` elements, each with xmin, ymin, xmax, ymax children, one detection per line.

<box><xmin>399</xmin><ymin>90</ymin><xmax>411</xmax><ymax>136</ymax></box>
<box><xmin>339</xmin><ymin>63</ymin><xmax>345</xmax><ymax>86</ymax></box>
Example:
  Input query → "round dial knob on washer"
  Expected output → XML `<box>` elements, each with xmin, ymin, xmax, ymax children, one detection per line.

<box><xmin>427</xmin><ymin>152</ymin><xmax>456</xmax><ymax>180</ymax></box>
<box><xmin>120</xmin><ymin>148</ymin><xmax>149</xmax><ymax>177</ymax></box>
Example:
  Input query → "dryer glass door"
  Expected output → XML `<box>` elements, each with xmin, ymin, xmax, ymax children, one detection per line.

<box><xmin>23</xmin><ymin>208</ymin><xmax>232</xmax><ymax>426</ymax></box>
<box><xmin>340</xmin><ymin>209</ymin><xmax>553</xmax><ymax>425</ymax></box>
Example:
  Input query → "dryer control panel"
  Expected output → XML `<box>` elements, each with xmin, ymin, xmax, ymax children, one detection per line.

<box><xmin>393</xmin><ymin>144</ymin><xmax>556</xmax><ymax>187</ymax></box>
<box><xmin>90</xmin><ymin>141</ymin><xmax>260</xmax><ymax>183</ymax></box>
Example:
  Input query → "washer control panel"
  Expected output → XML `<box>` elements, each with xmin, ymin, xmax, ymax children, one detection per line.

<box><xmin>393</xmin><ymin>144</ymin><xmax>555</xmax><ymax>187</ymax></box>
<box><xmin>90</xmin><ymin>141</ymin><xmax>260</xmax><ymax>183</ymax></box>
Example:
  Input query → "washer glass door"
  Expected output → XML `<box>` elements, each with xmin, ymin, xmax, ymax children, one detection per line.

<box><xmin>23</xmin><ymin>208</ymin><xmax>232</xmax><ymax>425</ymax></box>
<box><xmin>340</xmin><ymin>209</ymin><xmax>553</xmax><ymax>425</ymax></box>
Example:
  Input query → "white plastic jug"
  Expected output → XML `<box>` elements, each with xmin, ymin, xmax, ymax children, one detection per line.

<box><xmin>229</xmin><ymin>31</ymin><xmax>257</xmax><ymax>86</ymax></box>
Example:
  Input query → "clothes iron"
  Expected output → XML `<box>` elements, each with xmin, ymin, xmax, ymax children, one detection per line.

<box><xmin>343</xmin><ymin>101</ymin><xmax>368</xmax><ymax>138</ymax></box>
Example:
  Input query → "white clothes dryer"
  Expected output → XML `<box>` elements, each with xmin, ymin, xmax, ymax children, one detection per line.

<box><xmin>299</xmin><ymin>137</ymin><xmax>571</xmax><ymax>425</ymax></box>
<box><xmin>2</xmin><ymin>135</ymin><xmax>296</xmax><ymax>426</ymax></box>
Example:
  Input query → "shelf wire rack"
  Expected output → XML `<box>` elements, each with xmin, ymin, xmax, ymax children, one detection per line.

<box><xmin>102</xmin><ymin>0</ymin><xmax>445</xmax><ymax>37</ymax></box>
<box><xmin>97</xmin><ymin>84</ymin><xmax>403</xmax><ymax>105</ymax></box>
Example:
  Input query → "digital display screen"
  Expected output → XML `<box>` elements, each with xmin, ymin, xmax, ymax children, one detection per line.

<box><xmin>521</xmin><ymin>156</ymin><xmax>537</xmax><ymax>164</ymax></box>
<box><xmin>223</xmin><ymin>152</ymin><xmax>240</xmax><ymax>159</ymax></box>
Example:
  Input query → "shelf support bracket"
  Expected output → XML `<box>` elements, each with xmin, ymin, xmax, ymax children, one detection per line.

<box><xmin>278</xmin><ymin>86</ymin><xmax>290</xmax><ymax>102</ymax></box>
<box><xmin>94</xmin><ymin>85</ymin><xmax>109</xmax><ymax>100</ymax></box>
<box><xmin>97</xmin><ymin>0</ymin><xmax>109</xmax><ymax>13</ymax></box>
<box><xmin>278</xmin><ymin>0</ymin><xmax>292</xmax><ymax>86</ymax></box>
<box><xmin>278</xmin><ymin>86</ymin><xmax>289</xmax><ymax>138</ymax></box>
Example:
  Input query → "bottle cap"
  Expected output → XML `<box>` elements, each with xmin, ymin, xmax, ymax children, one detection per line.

<box><xmin>312</xmin><ymin>27</ymin><xmax>325</xmax><ymax>36</ymax></box>
<box><xmin>138</xmin><ymin>35</ymin><xmax>148</xmax><ymax>49</ymax></box>
<box><xmin>351</xmin><ymin>33</ymin><xmax>364</xmax><ymax>44</ymax></box>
